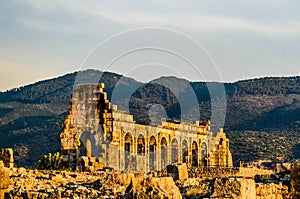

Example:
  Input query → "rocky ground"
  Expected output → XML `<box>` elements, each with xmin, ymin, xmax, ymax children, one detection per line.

<box><xmin>2</xmin><ymin>166</ymin><xmax>245</xmax><ymax>198</ymax></box>
<box><xmin>6</xmin><ymin>168</ymin><xmax>132</xmax><ymax>198</ymax></box>
<box><xmin>1</xmin><ymin>163</ymin><xmax>296</xmax><ymax>199</ymax></box>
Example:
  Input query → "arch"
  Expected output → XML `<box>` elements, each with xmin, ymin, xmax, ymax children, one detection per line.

<box><xmin>161</xmin><ymin>137</ymin><xmax>168</xmax><ymax>169</ymax></box>
<box><xmin>201</xmin><ymin>142</ymin><xmax>208</xmax><ymax>166</ymax></box>
<box><xmin>80</xmin><ymin>132</ymin><xmax>96</xmax><ymax>157</ymax></box>
<box><xmin>171</xmin><ymin>138</ymin><xmax>178</xmax><ymax>163</ymax></box>
<box><xmin>149</xmin><ymin>136</ymin><xmax>156</xmax><ymax>171</ymax></box>
<box><xmin>137</xmin><ymin>134</ymin><xmax>145</xmax><ymax>155</ymax></box>
<box><xmin>124</xmin><ymin>133</ymin><xmax>133</xmax><ymax>170</ymax></box>
<box><xmin>182</xmin><ymin>139</ymin><xmax>188</xmax><ymax>164</ymax></box>
<box><xmin>192</xmin><ymin>141</ymin><xmax>198</xmax><ymax>167</ymax></box>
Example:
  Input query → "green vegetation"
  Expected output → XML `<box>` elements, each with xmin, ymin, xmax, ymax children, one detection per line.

<box><xmin>228</xmin><ymin>131</ymin><xmax>300</xmax><ymax>166</ymax></box>
<box><xmin>0</xmin><ymin>70</ymin><xmax>299</xmax><ymax>167</ymax></box>
<box><xmin>36</xmin><ymin>152</ymin><xmax>64</xmax><ymax>170</ymax></box>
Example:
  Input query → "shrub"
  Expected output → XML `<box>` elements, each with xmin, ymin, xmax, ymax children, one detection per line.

<box><xmin>36</xmin><ymin>152</ymin><xmax>64</xmax><ymax>170</ymax></box>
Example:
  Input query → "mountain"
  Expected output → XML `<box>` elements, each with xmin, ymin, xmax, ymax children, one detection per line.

<box><xmin>0</xmin><ymin>70</ymin><xmax>299</xmax><ymax>166</ymax></box>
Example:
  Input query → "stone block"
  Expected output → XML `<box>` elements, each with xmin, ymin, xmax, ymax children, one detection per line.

<box><xmin>94</xmin><ymin>162</ymin><xmax>104</xmax><ymax>171</ymax></box>
<box><xmin>147</xmin><ymin>177</ymin><xmax>181</xmax><ymax>199</ymax></box>
<box><xmin>167</xmin><ymin>163</ymin><xmax>188</xmax><ymax>181</ymax></box>
<box><xmin>237</xmin><ymin>178</ymin><xmax>256</xmax><ymax>199</ymax></box>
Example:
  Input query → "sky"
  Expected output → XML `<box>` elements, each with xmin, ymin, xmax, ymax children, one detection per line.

<box><xmin>0</xmin><ymin>0</ymin><xmax>300</xmax><ymax>91</ymax></box>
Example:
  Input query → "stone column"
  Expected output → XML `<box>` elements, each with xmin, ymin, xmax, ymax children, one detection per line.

<box><xmin>145</xmin><ymin>138</ymin><xmax>149</xmax><ymax>172</ymax></box>
<box><xmin>198</xmin><ymin>139</ymin><xmax>201</xmax><ymax>167</ymax></box>
<box><xmin>157</xmin><ymin>135</ymin><xmax>161</xmax><ymax>171</ymax></box>
<box><xmin>188</xmin><ymin>138</ymin><xmax>192</xmax><ymax>167</ymax></box>
<box><xmin>167</xmin><ymin>136</ymin><xmax>171</xmax><ymax>166</ymax></box>
<box><xmin>155</xmin><ymin>135</ymin><xmax>159</xmax><ymax>171</ymax></box>
<box><xmin>178</xmin><ymin>137</ymin><xmax>182</xmax><ymax>163</ymax></box>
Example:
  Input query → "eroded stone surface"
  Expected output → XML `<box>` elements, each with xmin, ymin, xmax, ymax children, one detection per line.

<box><xmin>167</xmin><ymin>163</ymin><xmax>188</xmax><ymax>181</ymax></box>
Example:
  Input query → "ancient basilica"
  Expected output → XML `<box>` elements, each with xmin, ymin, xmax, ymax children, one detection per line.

<box><xmin>60</xmin><ymin>83</ymin><xmax>233</xmax><ymax>172</ymax></box>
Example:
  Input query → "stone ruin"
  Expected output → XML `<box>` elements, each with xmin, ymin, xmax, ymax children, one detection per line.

<box><xmin>2</xmin><ymin>83</ymin><xmax>300</xmax><ymax>198</ymax></box>
<box><xmin>0</xmin><ymin>161</ymin><xmax>10</xmax><ymax>199</ymax></box>
<box><xmin>60</xmin><ymin>83</ymin><xmax>233</xmax><ymax>172</ymax></box>
<box><xmin>0</xmin><ymin>148</ymin><xmax>13</xmax><ymax>199</ymax></box>
<box><xmin>0</xmin><ymin>148</ymin><xmax>13</xmax><ymax>169</ymax></box>
<box><xmin>2</xmin><ymin>160</ymin><xmax>297</xmax><ymax>199</ymax></box>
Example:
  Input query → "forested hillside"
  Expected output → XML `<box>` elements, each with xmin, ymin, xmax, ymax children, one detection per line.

<box><xmin>0</xmin><ymin>70</ymin><xmax>299</xmax><ymax>166</ymax></box>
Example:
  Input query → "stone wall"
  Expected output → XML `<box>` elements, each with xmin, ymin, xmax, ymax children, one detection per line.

<box><xmin>239</xmin><ymin>166</ymin><xmax>274</xmax><ymax>178</ymax></box>
<box><xmin>80</xmin><ymin>156</ymin><xmax>104</xmax><ymax>172</ymax></box>
<box><xmin>256</xmin><ymin>183</ymin><xmax>289</xmax><ymax>199</ymax></box>
<box><xmin>188</xmin><ymin>167</ymin><xmax>239</xmax><ymax>179</ymax></box>
<box><xmin>238</xmin><ymin>178</ymin><xmax>256</xmax><ymax>199</ymax></box>
<box><xmin>0</xmin><ymin>148</ymin><xmax>14</xmax><ymax>168</ymax></box>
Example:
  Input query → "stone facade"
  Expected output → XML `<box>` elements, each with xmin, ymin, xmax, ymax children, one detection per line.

<box><xmin>60</xmin><ymin>83</ymin><xmax>233</xmax><ymax>172</ymax></box>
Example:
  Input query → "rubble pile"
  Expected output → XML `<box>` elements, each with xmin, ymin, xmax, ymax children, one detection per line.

<box><xmin>6</xmin><ymin>168</ymin><xmax>133</xmax><ymax>199</ymax></box>
<box><xmin>178</xmin><ymin>177</ymin><xmax>241</xmax><ymax>198</ymax></box>
<box><xmin>256</xmin><ymin>183</ymin><xmax>289</xmax><ymax>199</ymax></box>
<box><xmin>0</xmin><ymin>160</ymin><xmax>298</xmax><ymax>199</ymax></box>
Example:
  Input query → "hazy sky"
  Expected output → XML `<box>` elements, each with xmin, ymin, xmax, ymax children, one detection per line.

<box><xmin>0</xmin><ymin>0</ymin><xmax>300</xmax><ymax>91</ymax></box>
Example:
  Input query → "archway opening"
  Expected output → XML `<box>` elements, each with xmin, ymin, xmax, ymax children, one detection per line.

<box><xmin>124</xmin><ymin>133</ymin><xmax>133</xmax><ymax>170</ymax></box>
<box><xmin>171</xmin><ymin>138</ymin><xmax>178</xmax><ymax>163</ymax></box>
<box><xmin>137</xmin><ymin>134</ymin><xmax>145</xmax><ymax>155</ymax></box>
<box><xmin>149</xmin><ymin>136</ymin><xmax>156</xmax><ymax>171</ymax></box>
<box><xmin>201</xmin><ymin>142</ymin><xmax>208</xmax><ymax>166</ymax></box>
<box><xmin>192</xmin><ymin>141</ymin><xmax>198</xmax><ymax>167</ymax></box>
<box><xmin>161</xmin><ymin>137</ymin><xmax>168</xmax><ymax>169</ymax></box>
<box><xmin>182</xmin><ymin>140</ymin><xmax>188</xmax><ymax>164</ymax></box>
<box><xmin>80</xmin><ymin>132</ymin><xmax>95</xmax><ymax>157</ymax></box>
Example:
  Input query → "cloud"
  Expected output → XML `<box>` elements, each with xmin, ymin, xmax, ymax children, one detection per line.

<box><xmin>93</xmin><ymin>12</ymin><xmax>300</xmax><ymax>36</ymax></box>
<box><xmin>22</xmin><ymin>0</ymin><xmax>300</xmax><ymax>37</ymax></box>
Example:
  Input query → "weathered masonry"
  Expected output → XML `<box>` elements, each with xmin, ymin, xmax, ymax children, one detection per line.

<box><xmin>60</xmin><ymin>83</ymin><xmax>233</xmax><ymax>172</ymax></box>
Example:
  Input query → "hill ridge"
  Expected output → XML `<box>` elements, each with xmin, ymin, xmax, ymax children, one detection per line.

<box><xmin>0</xmin><ymin>70</ymin><xmax>299</xmax><ymax>166</ymax></box>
